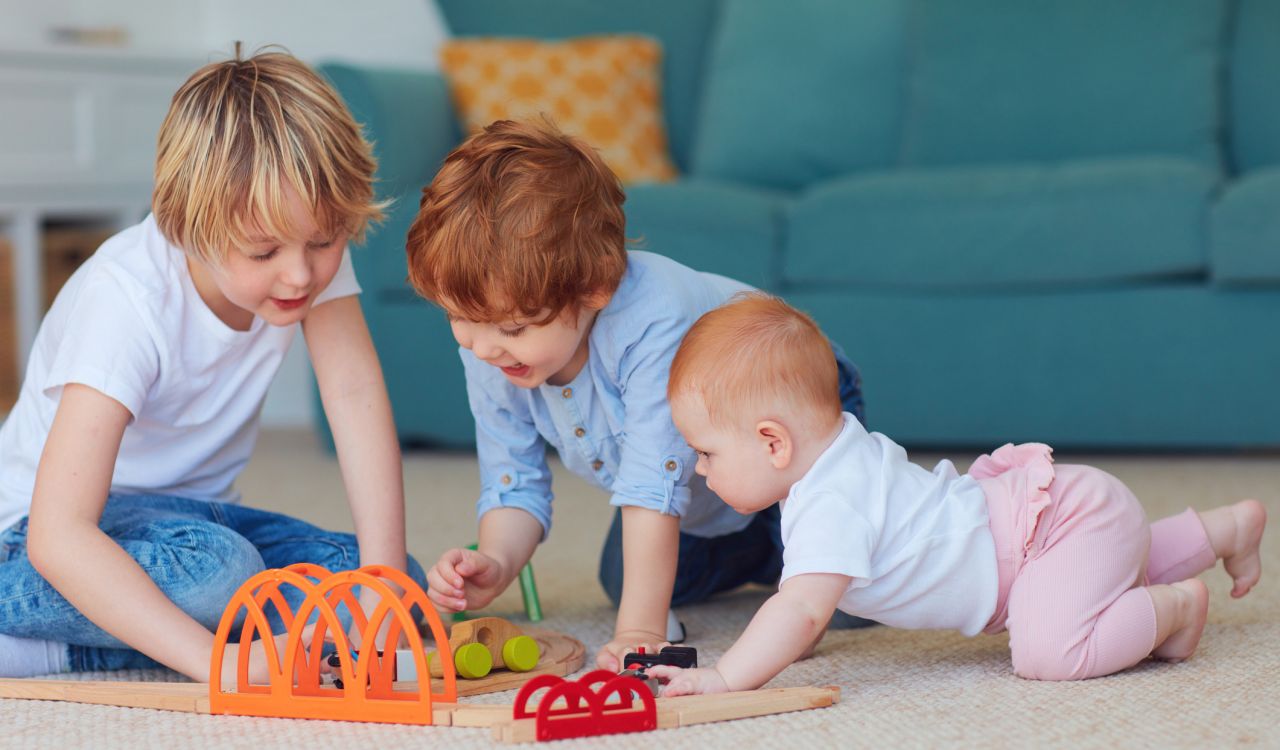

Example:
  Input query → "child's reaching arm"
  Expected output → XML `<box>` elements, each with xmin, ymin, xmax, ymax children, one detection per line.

<box><xmin>305</xmin><ymin>297</ymin><xmax>408</xmax><ymax>579</ymax></box>
<box><xmin>426</xmin><ymin>350</ymin><xmax>553</xmax><ymax>614</ymax></box>
<box><xmin>596</xmin><ymin>506</ymin><xmax>681</xmax><ymax>670</ymax></box>
<box><xmin>306</xmin><ymin>296</ymin><xmax>413</xmax><ymax>648</ymax></box>
<box><xmin>26</xmin><ymin>384</ymin><xmax>232</xmax><ymax>681</ymax></box>
<box><xmin>648</xmin><ymin>572</ymin><xmax>851</xmax><ymax>695</ymax></box>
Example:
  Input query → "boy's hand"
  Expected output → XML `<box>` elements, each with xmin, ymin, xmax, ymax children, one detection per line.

<box><xmin>425</xmin><ymin>547</ymin><xmax>507</xmax><ymax>612</ymax></box>
<box><xmin>595</xmin><ymin>632</ymin><xmax>669</xmax><ymax>672</ymax></box>
<box><xmin>647</xmin><ymin>665</ymin><xmax>730</xmax><ymax>697</ymax></box>
<box><xmin>219</xmin><ymin>630</ymin><xmax>309</xmax><ymax>690</ymax></box>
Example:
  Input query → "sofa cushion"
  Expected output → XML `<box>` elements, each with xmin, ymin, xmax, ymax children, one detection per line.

<box><xmin>788</xmin><ymin>284</ymin><xmax>1280</xmax><ymax>448</ymax></box>
<box><xmin>783</xmin><ymin>158</ymin><xmax>1216</xmax><ymax>288</ymax></box>
<box><xmin>439</xmin><ymin>35</ymin><xmax>677</xmax><ymax>184</ymax></box>
<box><xmin>1211</xmin><ymin>167</ymin><xmax>1280</xmax><ymax>285</ymax></box>
<box><xmin>436</xmin><ymin>0</ymin><xmax>718</xmax><ymax>173</ymax></box>
<box><xmin>624</xmin><ymin>179</ymin><xmax>786</xmax><ymax>290</ymax></box>
<box><xmin>691</xmin><ymin>0</ymin><xmax>906</xmax><ymax>190</ymax></box>
<box><xmin>904</xmin><ymin>0</ymin><xmax>1226</xmax><ymax>169</ymax></box>
<box><xmin>1228</xmin><ymin>0</ymin><xmax>1280</xmax><ymax>172</ymax></box>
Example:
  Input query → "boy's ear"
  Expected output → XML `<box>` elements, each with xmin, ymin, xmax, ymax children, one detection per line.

<box><xmin>756</xmin><ymin>419</ymin><xmax>793</xmax><ymax>470</ymax></box>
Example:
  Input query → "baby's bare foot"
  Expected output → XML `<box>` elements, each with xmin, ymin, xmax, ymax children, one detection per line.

<box><xmin>1224</xmin><ymin>499</ymin><xmax>1266</xmax><ymax>598</ymax></box>
<box><xmin>1152</xmin><ymin>579</ymin><xmax>1209</xmax><ymax>662</ymax></box>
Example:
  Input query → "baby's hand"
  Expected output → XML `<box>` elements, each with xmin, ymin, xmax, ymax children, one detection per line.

<box><xmin>647</xmin><ymin>665</ymin><xmax>730</xmax><ymax>697</ymax></box>
<box><xmin>595</xmin><ymin>633</ymin><xmax>669</xmax><ymax>672</ymax></box>
<box><xmin>425</xmin><ymin>547</ymin><xmax>507</xmax><ymax>612</ymax></box>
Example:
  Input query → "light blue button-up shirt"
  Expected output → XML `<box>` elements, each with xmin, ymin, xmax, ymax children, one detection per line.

<box><xmin>462</xmin><ymin>251</ymin><xmax>756</xmax><ymax>540</ymax></box>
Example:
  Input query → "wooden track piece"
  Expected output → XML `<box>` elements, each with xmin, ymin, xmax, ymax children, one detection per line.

<box><xmin>0</xmin><ymin>628</ymin><xmax>584</xmax><ymax>714</ymax></box>
<box><xmin>0</xmin><ymin>679</ymin><xmax>210</xmax><ymax>713</ymax></box>
<box><xmin>491</xmin><ymin>685</ymin><xmax>841</xmax><ymax>744</ymax></box>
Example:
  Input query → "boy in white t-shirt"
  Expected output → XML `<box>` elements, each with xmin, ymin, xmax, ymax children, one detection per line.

<box><xmin>649</xmin><ymin>293</ymin><xmax>1266</xmax><ymax>693</ymax></box>
<box><xmin>0</xmin><ymin>52</ymin><xmax>424</xmax><ymax>682</ymax></box>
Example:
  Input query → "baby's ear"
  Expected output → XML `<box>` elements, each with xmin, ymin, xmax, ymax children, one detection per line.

<box><xmin>756</xmin><ymin>419</ymin><xmax>793</xmax><ymax>470</ymax></box>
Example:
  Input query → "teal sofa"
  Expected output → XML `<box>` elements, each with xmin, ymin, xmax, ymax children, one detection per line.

<box><xmin>316</xmin><ymin>0</ymin><xmax>1280</xmax><ymax>449</ymax></box>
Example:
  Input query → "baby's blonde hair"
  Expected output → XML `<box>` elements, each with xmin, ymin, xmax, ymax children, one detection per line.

<box><xmin>152</xmin><ymin>49</ymin><xmax>385</xmax><ymax>263</ymax></box>
<box><xmin>669</xmin><ymin>293</ymin><xmax>844</xmax><ymax>432</ymax></box>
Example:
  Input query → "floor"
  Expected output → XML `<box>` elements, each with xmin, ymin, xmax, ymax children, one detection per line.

<box><xmin>3</xmin><ymin>429</ymin><xmax>1277</xmax><ymax>748</ymax></box>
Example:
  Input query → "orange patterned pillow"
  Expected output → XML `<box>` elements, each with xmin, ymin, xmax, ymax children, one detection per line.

<box><xmin>439</xmin><ymin>35</ymin><xmax>678</xmax><ymax>184</ymax></box>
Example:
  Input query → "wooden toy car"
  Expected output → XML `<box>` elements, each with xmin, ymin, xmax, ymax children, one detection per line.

<box><xmin>425</xmin><ymin>616</ymin><xmax>542</xmax><ymax>680</ymax></box>
<box><xmin>330</xmin><ymin>616</ymin><xmax>543</xmax><ymax>684</ymax></box>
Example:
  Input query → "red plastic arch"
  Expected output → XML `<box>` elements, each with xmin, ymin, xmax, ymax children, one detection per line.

<box><xmin>513</xmin><ymin>669</ymin><xmax>657</xmax><ymax>741</ymax></box>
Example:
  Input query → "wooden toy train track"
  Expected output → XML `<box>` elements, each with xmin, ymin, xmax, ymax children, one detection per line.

<box><xmin>0</xmin><ymin>564</ymin><xmax>841</xmax><ymax>741</ymax></box>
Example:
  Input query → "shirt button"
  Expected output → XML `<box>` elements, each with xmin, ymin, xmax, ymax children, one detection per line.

<box><xmin>591</xmin><ymin>459</ymin><xmax>603</xmax><ymax>471</ymax></box>
<box><xmin>665</xmin><ymin>460</ymin><xmax>678</xmax><ymax>472</ymax></box>
<box><xmin>574</xmin><ymin>426</ymin><xmax>586</xmax><ymax>438</ymax></box>
<box><xmin>562</xmin><ymin>387</ymin><xmax>573</xmax><ymax>399</ymax></box>
<box><xmin>500</xmin><ymin>474</ymin><xmax>512</xmax><ymax>486</ymax></box>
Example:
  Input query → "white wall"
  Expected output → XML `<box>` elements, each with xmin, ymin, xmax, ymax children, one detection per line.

<box><xmin>201</xmin><ymin>0</ymin><xmax>448</xmax><ymax>71</ymax></box>
<box><xmin>1</xmin><ymin>0</ymin><xmax>448</xmax><ymax>427</ymax></box>
<box><xmin>0</xmin><ymin>0</ymin><xmax>448</xmax><ymax>69</ymax></box>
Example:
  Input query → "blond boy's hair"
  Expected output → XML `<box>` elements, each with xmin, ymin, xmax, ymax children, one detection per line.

<box><xmin>152</xmin><ymin>50</ymin><xmax>384</xmax><ymax>263</ymax></box>
<box><xmin>405</xmin><ymin>118</ymin><xmax>628</xmax><ymax>325</ymax></box>
<box><xmin>669</xmin><ymin>293</ymin><xmax>843</xmax><ymax>431</ymax></box>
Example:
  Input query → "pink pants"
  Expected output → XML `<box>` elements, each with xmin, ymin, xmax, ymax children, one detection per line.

<box><xmin>975</xmin><ymin>443</ymin><xmax>1217</xmax><ymax>681</ymax></box>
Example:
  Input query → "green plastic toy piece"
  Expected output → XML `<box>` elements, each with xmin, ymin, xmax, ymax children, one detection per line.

<box><xmin>454</xmin><ymin>642</ymin><xmax>493</xmax><ymax>679</ymax></box>
<box><xmin>501</xmin><ymin>635</ymin><xmax>540</xmax><ymax>672</ymax></box>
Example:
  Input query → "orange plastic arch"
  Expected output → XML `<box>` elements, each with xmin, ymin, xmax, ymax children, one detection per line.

<box><xmin>208</xmin><ymin>564</ymin><xmax>455</xmax><ymax>724</ymax></box>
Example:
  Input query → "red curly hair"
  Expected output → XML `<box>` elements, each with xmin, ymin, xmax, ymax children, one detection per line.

<box><xmin>405</xmin><ymin>118</ymin><xmax>628</xmax><ymax>325</ymax></box>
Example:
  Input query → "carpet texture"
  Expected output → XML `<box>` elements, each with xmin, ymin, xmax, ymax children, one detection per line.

<box><xmin>3</xmin><ymin>430</ymin><xmax>1275</xmax><ymax>748</ymax></box>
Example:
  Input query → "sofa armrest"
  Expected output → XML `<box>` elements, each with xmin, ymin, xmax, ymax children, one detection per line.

<box><xmin>1210</xmin><ymin>168</ymin><xmax>1280</xmax><ymax>286</ymax></box>
<box><xmin>319</xmin><ymin>63</ymin><xmax>461</xmax><ymax>197</ymax></box>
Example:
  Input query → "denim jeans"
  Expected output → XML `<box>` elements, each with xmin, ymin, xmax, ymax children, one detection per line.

<box><xmin>0</xmin><ymin>494</ymin><xmax>427</xmax><ymax>671</ymax></box>
<box><xmin>598</xmin><ymin>351</ymin><xmax>875</xmax><ymax>629</ymax></box>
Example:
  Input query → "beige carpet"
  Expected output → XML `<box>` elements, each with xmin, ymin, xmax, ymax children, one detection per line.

<box><xmin>4</xmin><ymin>429</ymin><xmax>1277</xmax><ymax>748</ymax></box>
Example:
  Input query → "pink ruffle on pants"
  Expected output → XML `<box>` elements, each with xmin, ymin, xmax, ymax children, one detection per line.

<box><xmin>974</xmin><ymin>443</ymin><xmax>1216</xmax><ymax>680</ymax></box>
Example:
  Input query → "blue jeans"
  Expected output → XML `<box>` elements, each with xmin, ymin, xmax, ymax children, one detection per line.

<box><xmin>0</xmin><ymin>494</ymin><xmax>427</xmax><ymax>672</ymax></box>
<box><xmin>598</xmin><ymin>351</ymin><xmax>875</xmax><ymax>629</ymax></box>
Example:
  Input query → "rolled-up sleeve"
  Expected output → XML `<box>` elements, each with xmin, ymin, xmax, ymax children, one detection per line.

<box><xmin>605</xmin><ymin>315</ymin><xmax>698</xmax><ymax>517</ymax></box>
<box><xmin>462</xmin><ymin>351</ymin><xmax>554</xmax><ymax>538</ymax></box>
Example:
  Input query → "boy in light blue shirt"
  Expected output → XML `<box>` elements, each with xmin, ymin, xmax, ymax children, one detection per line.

<box><xmin>405</xmin><ymin>119</ymin><xmax>866</xmax><ymax>670</ymax></box>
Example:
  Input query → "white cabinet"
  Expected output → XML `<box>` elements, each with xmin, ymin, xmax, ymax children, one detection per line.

<box><xmin>0</xmin><ymin>46</ymin><xmax>201</xmax><ymax>373</ymax></box>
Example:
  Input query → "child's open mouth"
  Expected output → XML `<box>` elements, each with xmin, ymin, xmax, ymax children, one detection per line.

<box><xmin>271</xmin><ymin>296</ymin><xmax>308</xmax><ymax>310</ymax></box>
<box><xmin>501</xmin><ymin>363</ymin><xmax>531</xmax><ymax>378</ymax></box>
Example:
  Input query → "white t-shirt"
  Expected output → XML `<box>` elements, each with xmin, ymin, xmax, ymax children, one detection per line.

<box><xmin>0</xmin><ymin>214</ymin><xmax>360</xmax><ymax>532</ymax></box>
<box><xmin>780</xmin><ymin>413</ymin><xmax>998</xmax><ymax>636</ymax></box>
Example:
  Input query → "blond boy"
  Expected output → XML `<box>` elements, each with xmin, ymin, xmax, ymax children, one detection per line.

<box><xmin>0</xmin><ymin>52</ymin><xmax>424</xmax><ymax>682</ymax></box>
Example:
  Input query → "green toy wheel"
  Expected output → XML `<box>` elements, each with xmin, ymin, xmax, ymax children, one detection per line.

<box><xmin>502</xmin><ymin>635</ymin><xmax>540</xmax><ymax>672</ymax></box>
<box><xmin>454</xmin><ymin>642</ymin><xmax>493</xmax><ymax>679</ymax></box>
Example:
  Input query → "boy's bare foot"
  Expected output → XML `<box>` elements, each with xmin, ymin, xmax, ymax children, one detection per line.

<box><xmin>1221</xmin><ymin>499</ymin><xmax>1267</xmax><ymax>598</ymax></box>
<box><xmin>1151</xmin><ymin>579</ymin><xmax>1209</xmax><ymax>662</ymax></box>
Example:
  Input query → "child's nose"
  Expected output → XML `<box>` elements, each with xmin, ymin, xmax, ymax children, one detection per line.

<box><xmin>281</xmin><ymin>251</ymin><xmax>313</xmax><ymax>290</ymax></box>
